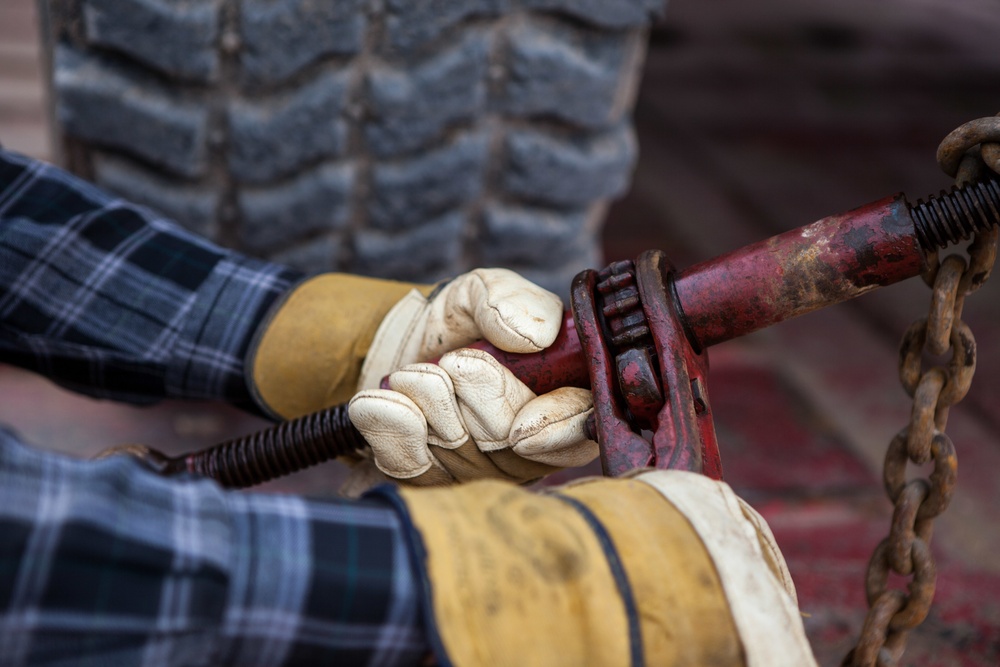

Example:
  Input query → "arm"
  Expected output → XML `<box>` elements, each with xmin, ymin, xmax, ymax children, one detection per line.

<box><xmin>0</xmin><ymin>423</ymin><xmax>818</xmax><ymax>667</ymax></box>
<box><xmin>0</xmin><ymin>151</ymin><xmax>815</xmax><ymax>665</ymax></box>
<box><xmin>0</xmin><ymin>149</ymin><xmax>598</xmax><ymax>493</ymax></box>
<box><xmin>0</xmin><ymin>149</ymin><xmax>301</xmax><ymax>412</ymax></box>
<box><xmin>0</xmin><ymin>429</ymin><xmax>427</xmax><ymax>666</ymax></box>
<box><xmin>0</xmin><ymin>150</ymin><xmax>594</xmax><ymax>488</ymax></box>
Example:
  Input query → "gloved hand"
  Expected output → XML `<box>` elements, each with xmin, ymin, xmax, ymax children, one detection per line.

<box><xmin>373</xmin><ymin>469</ymin><xmax>817</xmax><ymax>667</ymax></box>
<box><xmin>246</xmin><ymin>269</ymin><xmax>597</xmax><ymax>486</ymax></box>
<box><xmin>349</xmin><ymin>349</ymin><xmax>597</xmax><ymax>485</ymax></box>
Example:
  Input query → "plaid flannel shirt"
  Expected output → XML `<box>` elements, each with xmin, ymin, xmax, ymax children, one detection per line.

<box><xmin>0</xmin><ymin>149</ymin><xmax>427</xmax><ymax>665</ymax></box>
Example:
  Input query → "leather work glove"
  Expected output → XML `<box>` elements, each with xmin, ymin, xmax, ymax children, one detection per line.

<box><xmin>349</xmin><ymin>349</ymin><xmax>597</xmax><ymax>486</ymax></box>
<box><xmin>373</xmin><ymin>469</ymin><xmax>818</xmax><ymax>667</ymax></box>
<box><xmin>246</xmin><ymin>269</ymin><xmax>597</xmax><ymax>486</ymax></box>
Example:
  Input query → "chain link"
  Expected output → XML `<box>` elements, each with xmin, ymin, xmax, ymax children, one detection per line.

<box><xmin>845</xmin><ymin>116</ymin><xmax>1000</xmax><ymax>666</ymax></box>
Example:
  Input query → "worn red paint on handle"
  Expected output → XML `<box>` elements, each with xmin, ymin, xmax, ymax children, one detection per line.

<box><xmin>467</xmin><ymin>311</ymin><xmax>589</xmax><ymax>393</ymax></box>
<box><xmin>674</xmin><ymin>195</ymin><xmax>925</xmax><ymax>350</ymax></box>
<box><xmin>380</xmin><ymin>310</ymin><xmax>590</xmax><ymax>393</ymax></box>
<box><xmin>191</xmin><ymin>190</ymin><xmax>940</xmax><ymax>488</ymax></box>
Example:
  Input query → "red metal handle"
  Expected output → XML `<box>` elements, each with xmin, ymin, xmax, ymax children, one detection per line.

<box><xmin>457</xmin><ymin>311</ymin><xmax>590</xmax><ymax>393</ymax></box>
<box><xmin>675</xmin><ymin>194</ymin><xmax>924</xmax><ymax>349</ymax></box>
<box><xmin>381</xmin><ymin>310</ymin><xmax>591</xmax><ymax>395</ymax></box>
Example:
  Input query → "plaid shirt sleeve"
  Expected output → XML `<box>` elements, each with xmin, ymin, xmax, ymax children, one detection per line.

<box><xmin>0</xmin><ymin>150</ymin><xmax>430</xmax><ymax>664</ymax></box>
<box><xmin>0</xmin><ymin>429</ymin><xmax>428</xmax><ymax>666</ymax></box>
<box><xmin>0</xmin><ymin>148</ymin><xmax>303</xmax><ymax>411</ymax></box>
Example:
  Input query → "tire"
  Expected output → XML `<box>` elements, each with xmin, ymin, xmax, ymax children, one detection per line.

<box><xmin>37</xmin><ymin>0</ymin><xmax>663</xmax><ymax>295</ymax></box>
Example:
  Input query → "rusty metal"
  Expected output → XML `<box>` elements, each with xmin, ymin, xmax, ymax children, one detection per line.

<box><xmin>848</xmin><ymin>114</ymin><xmax>1000</xmax><ymax>667</ymax></box>
<box><xmin>571</xmin><ymin>266</ymin><xmax>657</xmax><ymax>475</ymax></box>
<box><xmin>637</xmin><ymin>250</ymin><xmax>721</xmax><ymax>478</ymax></box>
<box><xmin>674</xmin><ymin>177</ymin><xmax>1000</xmax><ymax>350</ymax></box>
<box><xmin>466</xmin><ymin>176</ymin><xmax>998</xmax><ymax>484</ymax></box>
<box><xmin>884</xmin><ymin>481</ymin><xmax>931</xmax><ymax>576</ymax></box>
<box><xmin>572</xmin><ymin>251</ymin><xmax>721</xmax><ymax>478</ymax></box>
<box><xmin>864</xmin><ymin>536</ymin><xmax>936</xmax><ymax>631</ymax></box>
<box><xmin>597</xmin><ymin>259</ymin><xmax>664</xmax><ymax>428</ymax></box>
<box><xmin>935</xmin><ymin>116</ymin><xmax>1000</xmax><ymax>176</ymax></box>
<box><xmin>844</xmin><ymin>590</ymin><xmax>906</xmax><ymax>667</ymax></box>
<box><xmin>674</xmin><ymin>194</ymin><xmax>925</xmax><ymax>350</ymax></box>
<box><xmin>882</xmin><ymin>429</ymin><xmax>957</xmax><ymax>521</ymax></box>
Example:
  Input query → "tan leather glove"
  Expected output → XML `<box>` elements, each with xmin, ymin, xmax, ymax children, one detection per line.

<box><xmin>247</xmin><ymin>269</ymin><xmax>597</xmax><ymax>486</ymax></box>
<box><xmin>349</xmin><ymin>349</ymin><xmax>597</xmax><ymax>486</ymax></box>
<box><xmin>248</xmin><ymin>273</ymin><xmax>424</xmax><ymax>420</ymax></box>
<box><xmin>377</xmin><ymin>470</ymin><xmax>817</xmax><ymax>667</ymax></box>
<box><xmin>248</xmin><ymin>268</ymin><xmax>565</xmax><ymax>418</ymax></box>
<box><xmin>349</xmin><ymin>266</ymin><xmax>598</xmax><ymax>487</ymax></box>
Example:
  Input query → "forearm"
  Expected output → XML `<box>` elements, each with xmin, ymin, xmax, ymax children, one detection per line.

<box><xmin>0</xmin><ymin>433</ymin><xmax>427</xmax><ymax>665</ymax></box>
<box><xmin>0</xmin><ymin>149</ymin><xmax>302</xmax><ymax>411</ymax></box>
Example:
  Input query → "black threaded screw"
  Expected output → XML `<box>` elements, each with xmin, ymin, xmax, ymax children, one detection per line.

<box><xmin>184</xmin><ymin>403</ymin><xmax>368</xmax><ymax>488</ymax></box>
<box><xmin>910</xmin><ymin>177</ymin><xmax>1000</xmax><ymax>250</ymax></box>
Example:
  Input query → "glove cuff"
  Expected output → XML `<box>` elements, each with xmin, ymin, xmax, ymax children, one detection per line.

<box><xmin>380</xmin><ymin>473</ymin><xmax>816</xmax><ymax>667</ymax></box>
<box><xmin>599</xmin><ymin>470</ymin><xmax>814</xmax><ymax>665</ymax></box>
<box><xmin>246</xmin><ymin>273</ymin><xmax>426</xmax><ymax>419</ymax></box>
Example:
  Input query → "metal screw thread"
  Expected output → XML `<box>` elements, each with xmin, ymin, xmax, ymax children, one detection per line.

<box><xmin>189</xmin><ymin>403</ymin><xmax>368</xmax><ymax>488</ymax></box>
<box><xmin>910</xmin><ymin>177</ymin><xmax>1000</xmax><ymax>251</ymax></box>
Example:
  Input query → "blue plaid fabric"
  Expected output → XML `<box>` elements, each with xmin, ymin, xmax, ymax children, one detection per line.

<box><xmin>0</xmin><ymin>149</ymin><xmax>301</xmax><ymax>411</ymax></box>
<box><xmin>0</xmin><ymin>434</ymin><xmax>426</xmax><ymax>666</ymax></box>
<box><xmin>0</xmin><ymin>150</ymin><xmax>428</xmax><ymax>665</ymax></box>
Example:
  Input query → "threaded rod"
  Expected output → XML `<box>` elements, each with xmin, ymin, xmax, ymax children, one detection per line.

<box><xmin>910</xmin><ymin>177</ymin><xmax>1000</xmax><ymax>250</ymax></box>
<box><xmin>185</xmin><ymin>403</ymin><xmax>368</xmax><ymax>488</ymax></box>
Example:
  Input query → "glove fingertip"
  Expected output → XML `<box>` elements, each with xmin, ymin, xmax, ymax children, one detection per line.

<box><xmin>470</xmin><ymin>268</ymin><xmax>564</xmax><ymax>353</ymax></box>
<box><xmin>510</xmin><ymin>427</ymin><xmax>599</xmax><ymax>468</ymax></box>
<box><xmin>349</xmin><ymin>389</ymin><xmax>434</xmax><ymax>479</ymax></box>
<box><xmin>388</xmin><ymin>364</ymin><xmax>468</xmax><ymax>449</ymax></box>
<box><xmin>509</xmin><ymin>388</ymin><xmax>598</xmax><ymax>467</ymax></box>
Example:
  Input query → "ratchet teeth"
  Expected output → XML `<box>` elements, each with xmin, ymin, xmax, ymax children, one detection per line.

<box><xmin>596</xmin><ymin>260</ymin><xmax>652</xmax><ymax>350</ymax></box>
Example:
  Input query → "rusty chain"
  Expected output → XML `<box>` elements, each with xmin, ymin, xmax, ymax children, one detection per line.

<box><xmin>845</xmin><ymin>115</ymin><xmax>1000</xmax><ymax>667</ymax></box>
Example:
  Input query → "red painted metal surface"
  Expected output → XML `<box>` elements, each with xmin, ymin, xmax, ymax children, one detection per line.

<box><xmin>467</xmin><ymin>195</ymin><xmax>928</xmax><ymax>480</ymax></box>
<box><xmin>463</xmin><ymin>311</ymin><xmax>589</xmax><ymax>395</ymax></box>
<box><xmin>570</xmin><ymin>269</ymin><xmax>657</xmax><ymax>474</ymax></box>
<box><xmin>674</xmin><ymin>194</ymin><xmax>926</xmax><ymax>349</ymax></box>
<box><xmin>181</xmin><ymin>189</ymin><xmax>960</xmax><ymax>491</ymax></box>
<box><xmin>466</xmin><ymin>196</ymin><xmax>927</xmax><ymax>479</ymax></box>
<box><xmin>636</xmin><ymin>249</ymin><xmax>722</xmax><ymax>478</ymax></box>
